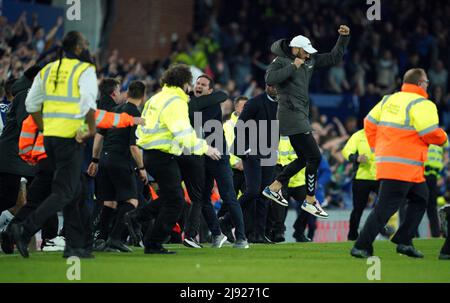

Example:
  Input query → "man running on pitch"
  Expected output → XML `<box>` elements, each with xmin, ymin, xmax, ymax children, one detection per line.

<box><xmin>263</xmin><ymin>25</ymin><xmax>350</xmax><ymax>218</ymax></box>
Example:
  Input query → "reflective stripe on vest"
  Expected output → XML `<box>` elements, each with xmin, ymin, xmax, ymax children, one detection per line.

<box><xmin>139</xmin><ymin>96</ymin><xmax>181</xmax><ymax>134</ymax></box>
<box><xmin>376</xmin><ymin>156</ymin><xmax>423</xmax><ymax>167</ymax></box>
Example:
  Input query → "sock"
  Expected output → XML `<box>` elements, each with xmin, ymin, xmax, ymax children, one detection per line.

<box><xmin>109</xmin><ymin>203</ymin><xmax>135</xmax><ymax>241</ymax></box>
<box><xmin>0</xmin><ymin>210</ymin><xmax>14</xmax><ymax>232</ymax></box>
<box><xmin>98</xmin><ymin>206</ymin><xmax>116</xmax><ymax>240</ymax></box>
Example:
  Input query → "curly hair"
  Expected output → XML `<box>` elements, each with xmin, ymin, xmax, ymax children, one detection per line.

<box><xmin>160</xmin><ymin>64</ymin><xmax>192</xmax><ymax>89</ymax></box>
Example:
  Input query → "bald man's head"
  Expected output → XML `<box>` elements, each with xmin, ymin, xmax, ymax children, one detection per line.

<box><xmin>403</xmin><ymin>68</ymin><xmax>429</xmax><ymax>91</ymax></box>
<box><xmin>403</xmin><ymin>68</ymin><xmax>426</xmax><ymax>85</ymax></box>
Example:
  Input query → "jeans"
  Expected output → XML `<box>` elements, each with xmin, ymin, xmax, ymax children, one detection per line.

<box><xmin>204</xmin><ymin>155</ymin><xmax>246</xmax><ymax>241</ymax></box>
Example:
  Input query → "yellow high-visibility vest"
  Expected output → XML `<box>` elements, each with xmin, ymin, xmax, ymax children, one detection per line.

<box><xmin>424</xmin><ymin>144</ymin><xmax>444</xmax><ymax>177</ymax></box>
<box><xmin>342</xmin><ymin>129</ymin><xmax>377</xmax><ymax>180</ymax></box>
<box><xmin>40</xmin><ymin>58</ymin><xmax>93</xmax><ymax>138</ymax></box>
<box><xmin>137</xmin><ymin>85</ymin><xmax>208</xmax><ymax>156</ymax></box>
<box><xmin>278</xmin><ymin>136</ymin><xmax>305</xmax><ymax>188</ymax></box>
<box><xmin>224</xmin><ymin>112</ymin><xmax>241</xmax><ymax>167</ymax></box>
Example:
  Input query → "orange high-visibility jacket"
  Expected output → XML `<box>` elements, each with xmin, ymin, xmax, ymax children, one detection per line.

<box><xmin>19</xmin><ymin>110</ymin><xmax>137</xmax><ymax>165</ymax></box>
<box><xmin>364</xmin><ymin>83</ymin><xmax>448</xmax><ymax>183</ymax></box>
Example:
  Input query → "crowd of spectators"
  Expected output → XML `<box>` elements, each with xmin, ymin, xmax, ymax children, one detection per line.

<box><xmin>1</xmin><ymin>0</ymin><xmax>450</xmax><ymax>210</ymax></box>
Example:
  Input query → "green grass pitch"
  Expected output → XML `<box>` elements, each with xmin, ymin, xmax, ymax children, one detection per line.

<box><xmin>1</xmin><ymin>239</ymin><xmax>449</xmax><ymax>283</ymax></box>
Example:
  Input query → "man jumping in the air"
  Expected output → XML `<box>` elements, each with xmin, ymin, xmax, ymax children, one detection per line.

<box><xmin>263</xmin><ymin>25</ymin><xmax>350</xmax><ymax>218</ymax></box>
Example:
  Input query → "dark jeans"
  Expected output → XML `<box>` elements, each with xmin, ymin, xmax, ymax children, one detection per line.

<box><xmin>425</xmin><ymin>174</ymin><xmax>441</xmax><ymax>237</ymax></box>
<box><xmin>229</xmin><ymin>156</ymin><xmax>275</xmax><ymax>237</ymax></box>
<box><xmin>349</xmin><ymin>179</ymin><xmax>379</xmax><ymax>239</ymax></box>
<box><xmin>180</xmin><ymin>155</ymin><xmax>220</xmax><ymax>239</ymax></box>
<box><xmin>355</xmin><ymin>180</ymin><xmax>428</xmax><ymax>253</ymax></box>
<box><xmin>204</xmin><ymin>155</ymin><xmax>246</xmax><ymax>241</ymax></box>
<box><xmin>143</xmin><ymin>150</ymin><xmax>185</xmax><ymax>245</ymax></box>
<box><xmin>0</xmin><ymin>172</ymin><xmax>22</xmax><ymax>212</ymax></box>
<box><xmin>22</xmin><ymin>137</ymin><xmax>88</xmax><ymax>249</ymax></box>
<box><xmin>218</xmin><ymin>168</ymin><xmax>246</xmax><ymax>218</ymax></box>
<box><xmin>276</xmin><ymin>133</ymin><xmax>321</xmax><ymax>197</ymax></box>
<box><xmin>11</xmin><ymin>158</ymin><xmax>58</xmax><ymax>241</ymax></box>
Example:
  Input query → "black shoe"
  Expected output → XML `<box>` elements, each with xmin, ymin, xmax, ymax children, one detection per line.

<box><xmin>63</xmin><ymin>247</ymin><xmax>95</xmax><ymax>259</ymax></box>
<box><xmin>93</xmin><ymin>239</ymin><xmax>107</xmax><ymax>251</ymax></box>
<box><xmin>1</xmin><ymin>230</ymin><xmax>14</xmax><ymax>254</ymax></box>
<box><xmin>294</xmin><ymin>233</ymin><xmax>312</xmax><ymax>243</ymax></box>
<box><xmin>10</xmin><ymin>223</ymin><xmax>29</xmax><ymax>258</ymax></box>
<box><xmin>144</xmin><ymin>243</ymin><xmax>176</xmax><ymax>254</ymax></box>
<box><xmin>272</xmin><ymin>232</ymin><xmax>285</xmax><ymax>243</ymax></box>
<box><xmin>396</xmin><ymin>244</ymin><xmax>424</xmax><ymax>258</ymax></box>
<box><xmin>350</xmin><ymin>247</ymin><xmax>372</xmax><ymax>258</ymax></box>
<box><xmin>124</xmin><ymin>209</ymin><xmax>143</xmax><ymax>246</ymax></box>
<box><xmin>252</xmin><ymin>234</ymin><xmax>275</xmax><ymax>244</ymax></box>
<box><xmin>439</xmin><ymin>253</ymin><xmax>450</xmax><ymax>260</ymax></box>
<box><xmin>219</xmin><ymin>218</ymin><xmax>235</xmax><ymax>243</ymax></box>
<box><xmin>105</xmin><ymin>238</ymin><xmax>133</xmax><ymax>253</ymax></box>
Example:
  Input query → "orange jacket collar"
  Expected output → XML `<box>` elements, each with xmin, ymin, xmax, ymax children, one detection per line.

<box><xmin>401</xmin><ymin>83</ymin><xmax>429</xmax><ymax>99</ymax></box>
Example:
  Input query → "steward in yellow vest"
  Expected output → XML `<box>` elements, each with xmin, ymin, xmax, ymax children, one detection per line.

<box><xmin>136</xmin><ymin>64</ymin><xmax>220</xmax><ymax>254</ymax></box>
<box><xmin>342</xmin><ymin>129</ymin><xmax>379</xmax><ymax>240</ymax></box>
<box><xmin>15</xmin><ymin>31</ymin><xmax>98</xmax><ymax>259</ymax></box>
<box><xmin>424</xmin><ymin>144</ymin><xmax>445</xmax><ymax>237</ymax></box>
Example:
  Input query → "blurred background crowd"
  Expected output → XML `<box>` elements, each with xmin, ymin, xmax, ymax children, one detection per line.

<box><xmin>1</xmin><ymin>0</ymin><xmax>449</xmax><ymax>211</ymax></box>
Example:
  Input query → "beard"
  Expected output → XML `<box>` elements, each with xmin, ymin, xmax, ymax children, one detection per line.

<box><xmin>79</xmin><ymin>49</ymin><xmax>94</xmax><ymax>64</ymax></box>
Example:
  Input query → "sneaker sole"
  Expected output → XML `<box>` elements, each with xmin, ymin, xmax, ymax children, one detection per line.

<box><xmin>301</xmin><ymin>205</ymin><xmax>328</xmax><ymax>219</ymax></box>
<box><xmin>183</xmin><ymin>239</ymin><xmax>202</xmax><ymax>249</ymax></box>
<box><xmin>262</xmin><ymin>190</ymin><xmax>288</xmax><ymax>207</ymax></box>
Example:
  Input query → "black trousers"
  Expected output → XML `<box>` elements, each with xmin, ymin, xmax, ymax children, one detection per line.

<box><xmin>180</xmin><ymin>155</ymin><xmax>220</xmax><ymax>239</ymax></box>
<box><xmin>234</xmin><ymin>156</ymin><xmax>275</xmax><ymax>237</ymax></box>
<box><xmin>0</xmin><ymin>172</ymin><xmax>23</xmax><ymax>212</ymax></box>
<box><xmin>143</xmin><ymin>150</ymin><xmax>186</xmax><ymax>245</ymax></box>
<box><xmin>11</xmin><ymin>158</ymin><xmax>58</xmax><ymax>241</ymax></box>
<box><xmin>355</xmin><ymin>179</ymin><xmax>428</xmax><ymax>253</ymax></box>
<box><xmin>425</xmin><ymin>174</ymin><xmax>441</xmax><ymax>237</ymax></box>
<box><xmin>349</xmin><ymin>179</ymin><xmax>379</xmax><ymax>239</ymax></box>
<box><xmin>22</xmin><ymin>137</ymin><xmax>88</xmax><ymax>249</ymax></box>
<box><xmin>276</xmin><ymin>133</ymin><xmax>321</xmax><ymax>197</ymax></box>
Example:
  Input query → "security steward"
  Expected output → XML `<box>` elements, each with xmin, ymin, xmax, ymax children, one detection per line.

<box><xmin>136</xmin><ymin>64</ymin><xmax>221</xmax><ymax>254</ymax></box>
<box><xmin>351</xmin><ymin>68</ymin><xmax>448</xmax><ymax>258</ymax></box>
<box><xmin>1</xmin><ymin>108</ymin><xmax>142</xmax><ymax>254</ymax></box>
<box><xmin>342</xmin><ymin>129</ymin><xmax>378</xmax><ymax>240</ymax></box>
<box><xmin>11</xmin><ymin>31</ymin><xmax>98</xmax><ymax>258</ymax></box>
<box><xmin>424</xmin><ymin>144</ymin><xmax>444</xmax><ymax>237</ymax></box>
<box><xmin>88</xmin><ymin>81</ymin><xmax>147</xmax><ymax>253</ymax></box>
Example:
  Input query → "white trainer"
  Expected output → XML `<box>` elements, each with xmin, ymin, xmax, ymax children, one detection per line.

<box><xmin>301</xmin><ymin>200</ymin><xmax>328</xmax><ymax>218</ymax></box>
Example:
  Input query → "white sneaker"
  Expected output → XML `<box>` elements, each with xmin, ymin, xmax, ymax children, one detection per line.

<box><xmin>0</xmin><ymin>210</ymin><xmax>14</xmax><ymax>232</ymax></box>
<box><xmin>301</xmin><ymin>200</ymin><xmax>329</xmax><ymax>218</ymax></box>
<box><xmin>262</xmin><ymin>187</ymin><xmax>288</xmax><ymax>207</ymax></box>
<box><xmin>42</xmin><ymin>236</ymin><xmax>65</xmax><ymax>252</ymax></box>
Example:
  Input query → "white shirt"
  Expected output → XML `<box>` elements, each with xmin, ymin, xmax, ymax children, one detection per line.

<box><xmin>25</xmin><ymin>66</ymin><xmax>98</xmax><ymax>117</ymax></box>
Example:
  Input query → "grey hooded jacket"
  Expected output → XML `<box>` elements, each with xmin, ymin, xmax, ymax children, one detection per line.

<box><xmin>265</xmin><ymin>35</ymin><xmax>350</xmax><ymax>136</ymax></box>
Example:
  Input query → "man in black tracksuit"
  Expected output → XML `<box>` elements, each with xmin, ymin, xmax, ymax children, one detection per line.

<box><xmin>226</xmin><ymin>85</ymin><xmax>279</xmax><ymax>243</ymax></box>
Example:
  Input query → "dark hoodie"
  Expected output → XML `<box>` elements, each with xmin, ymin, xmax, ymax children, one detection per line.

<box><xmin>265</xmin><ymin>35</ymin><xmax>350</xmax><ymax>136</ymax></box>
<box><xmin>0</xmin><ymin>67</ymin><xmax>41</xmax><ymax>177</ymax></box>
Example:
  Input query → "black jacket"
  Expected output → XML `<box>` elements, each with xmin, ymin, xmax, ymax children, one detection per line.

<box><xmin>0</xmin><ymin>75</ymin><xmax>35</xmax><ymax>176</ymax></box>
<box><xmin>233</xmin><ymin>93</ymin><xmax>279</xmax><ymax>159</ymax></box>
<box><xmin>188</xmin><ymin>91</ymin><xmax>228</xmax><ymax>152</ymax></box>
